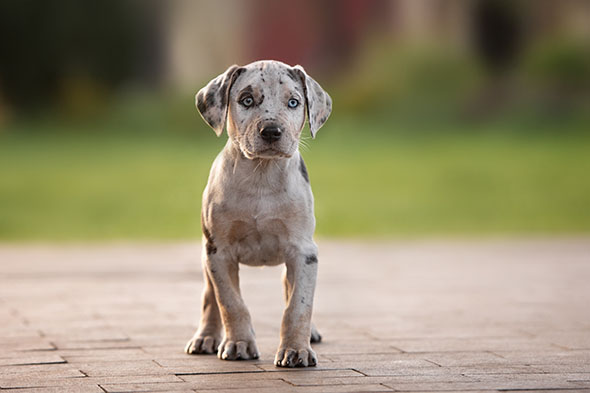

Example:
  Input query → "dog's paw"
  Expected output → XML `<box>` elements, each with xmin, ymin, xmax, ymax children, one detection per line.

<box><xmin>274</xmin><ymin>346</ymin><xmax>318</xmax><ymax>367</ymax></box>
<box><xmin>310</xmin><ymin>325</ymin><xmax>322</xmax><ymax>343</ymax></box>
<box><xmin>185</xmin><ymin>334</ymin><xmax>220</xmax><ymax>355</ymax></box>
<box><xmin>217</xmin><ymin>338</ymin><xmax>260</xmax><ymax>360</ymax></box>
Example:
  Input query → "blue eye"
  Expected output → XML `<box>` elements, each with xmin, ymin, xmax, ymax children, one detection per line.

<box><xmin>241</xmin><ymin>97</ymin><xmax>254</xmax><ymax>107</ymax></box>
<box><xmin>288</xmin><ymin>98</ymin><xmax>299</xmax><ymax>108</ymax></box>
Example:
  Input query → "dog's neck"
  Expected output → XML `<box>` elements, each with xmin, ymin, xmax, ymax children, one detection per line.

<box><xmin>221</xmin><ymin>139</ymin><xmax>298</xmax><ymax>191</ymax></box>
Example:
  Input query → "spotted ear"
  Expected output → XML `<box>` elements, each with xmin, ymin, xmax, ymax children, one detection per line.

<box><xmin>195</xmin><ymin>65</ymin><xmax>243</xmax><ymax>136</ymax></box>
<box><xmin>293</xmin><ymin>65</ymin><xmax>332</xmax><ymax>138</ymax></box>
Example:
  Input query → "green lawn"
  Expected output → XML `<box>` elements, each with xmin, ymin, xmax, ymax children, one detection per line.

<box><xmin>1</xmin><ymin>113</ymin><xmax>590</xmax><ymax>241</ymax></box>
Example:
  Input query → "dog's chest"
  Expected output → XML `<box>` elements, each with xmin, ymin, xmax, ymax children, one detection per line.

<box><xmin>218</xmin><ymin>194</ymin><xmax>307</xmax><ymax>266</ymax></box>
<box><xmin>204</xmin><ymin>151</ymin><xmax>315</xmax><ymax>266</ymax></box>
<box><xmin>225</xmin><ymin>217</ymin><xmax>286</xmax><ymax>266</ymax></box>
<box><xmin>210</xmin><ymin>185</ymin><xmax>310</xmax><ymax>264</ymax></box>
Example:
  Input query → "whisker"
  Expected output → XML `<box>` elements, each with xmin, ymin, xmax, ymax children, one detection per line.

<box><xmin>253</xmin><ymin>159</ymin><xmax>263</xmax><ymax>173</ymax></box>
<box><xmin>299</xmin><ymin>139</ymin><xmax>310</xmax><ymax>152</ymax></box>
<box><xmin>243</xmin><ymin>158</ymin><xmax>264</xmax><ymax>183</ymax></box>
<box><xmin>272</xmin><ymin>160</ymin><xmax>280</xmax><ymax>173</ymax></box>
<box><xmin>233</xmin><ymin>154</ymin><xmax>239</xmax><ymax>175</ymax></box>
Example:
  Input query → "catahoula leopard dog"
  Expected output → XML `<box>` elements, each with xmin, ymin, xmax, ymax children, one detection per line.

<box><xmin>184</xmin><ymin>60</ymin><xmax>332</xmax><ymax>367</ymax></box>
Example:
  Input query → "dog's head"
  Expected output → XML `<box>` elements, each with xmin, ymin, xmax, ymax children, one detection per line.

<box><xmin>196</xmin><ymin>60</ymin><xmax>331</xmax><ymax>159</ymax></box>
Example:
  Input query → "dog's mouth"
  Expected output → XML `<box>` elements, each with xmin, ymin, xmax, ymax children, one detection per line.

<box><xmin>243</xmin><ymin>147</ymin><xmax>291</xmax><ymax>160</ymax></box>
<box><xmin>241</xmin><ymin>139</ymin><xmax>294</xmax><ymax>159</ymax></box>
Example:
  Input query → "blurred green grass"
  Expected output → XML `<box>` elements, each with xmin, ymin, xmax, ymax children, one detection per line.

<box><xmin>1</xmin><ymin>98</ymin><xmax>590</xmax><ymax>241</ymax></box>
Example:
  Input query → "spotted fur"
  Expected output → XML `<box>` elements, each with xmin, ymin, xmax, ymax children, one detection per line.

<box><xmin>186</xmin><ymin>60</ymin><xmax>332</xmax><ymax>368</ymax></box>
<box><xmin>196</xmin><ymin>65</ymin><xmax>244</xmax><ymax>136</ymax></box>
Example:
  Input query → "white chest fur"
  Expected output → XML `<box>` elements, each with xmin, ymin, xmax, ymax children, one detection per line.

<box><xmin>202</xmin><ymin>145</ymin><xmax>315</xmax><ymax>266</ymax></box>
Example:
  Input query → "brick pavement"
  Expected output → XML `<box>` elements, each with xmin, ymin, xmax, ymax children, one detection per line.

<box><xmin>1</xmin><ymin>239</ymin><xmax>589</xmax><ymax>392</ymax></box>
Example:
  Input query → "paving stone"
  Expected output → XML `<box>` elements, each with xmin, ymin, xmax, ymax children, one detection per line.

<box><xmin>291</xmin><ymin>385</ymin><xmax>393</xmax><ymax>392</ymax></box>
<box><xmin>389</xmin><ymin>337</ymin><xmax>562</xmax><ymax>353</ymax></box>
<box><xmin>255</xmin><ymin>368</ymin><xmax>365</xmax><ymax>379</ymax></box>
<box><xmin>254</xmin><ymin>363</ymin><xmax>358</xmax><ymax>372</ymax></box>
<box><xmin>59</xmin><ymin>348</ymin><xmax>152</xmax><ymax>362</ymax></box>
<box><xmin>0</xmin><ymin>363</ymin><xmax>82</xmax><ymax>377</ymax></box>
<box><xmin>337</xmin><ymin>356</ymin><xmax>445</xmax><ymax>377</ymax></box>
<box><xmin>42</xmin><ymin>329</ymin><xmax>130</xmax><ymax>342</ymax></box>
<box><xmin>188</xmin><ymin>378</ymin><xmax>290</xmax><ymax>390</ymax></box>
<box><xmin>0</xmin><ymin>376</ymin><xmax>183</xmax><ymax>391</ymax></box>
<box><xmin>536</xmin><ymin>364</ymin><xmax>590</xmax><ymax>373</ymax></box>
<box><xmin>0</xmin><ymin>328</ymin><xmax>44</xmax><ymax>339</ymax></box>
<box><xmin>451</xmin><ymin>372</ymin><xmax>588</xmax><ymax>390</ymax></box>
<box><xmin>51</xmin><ymin>339</ymin><xmax>138</xmax><ymax>350</ymax></box>
<box><xmin>457</xmin><ymin>365</ymin><xmax>546</xmax><ymax>375</ymax></box>
<box><xmin>423</xmin><ymin>351</ymin><xmax>507</xmax><ymax>367</ymax></box>
<box><xmin>103</xmin><ymin>378</ymin><xmax>292</xmax><ymax>392</ymax></box>
<box><xmin>196</xmin><ymin>384</ymin><xmax>392</xmax><ymax>393</ymax></box>
<box><xmin>0</xmin><ymin>374</ymin><xmax>86</xmax><ymax>389</ymax></box>
<box><xmin>141</xmin><ymin>346</ymin><xmax>196</xmax><ymax>359</ymax></box>
<box><xmin>180</xmin><ymin>369</ymin><xmax>363</xmax><ymax>388</ymax></box>
<box><xmin>76</xmin><ymin>360</ymin><xmax>170</xmax><ymax>377</ymax></box>
<box><xmin>492</xmin><ymin>349</ymin><xmax>590</xmax><ymax>365</ymax></box>
<box><xmin>0</xmin><ymin>353</ymin><xmax>65</xmax><ymax>366</ymax></box>
<box><xmin>100</xmin><ymin>382</ymin><xmax>201</xmax><ymax>392</ymax></box>
<box><xmin>501</xmin><ymin>391</ymin><xmax>590</xmax><ymax>393</ymax></box>
<box><xmin>86</xmin><ymin>375</ymin><xmax>185</xmax><ymax>385</ymax></box>
<box><xmin>383</xmin><ymin>379</ymin><xmax>580</xmax><ymax>391</ymax></box>
<box><xmin>154</xmin><ymin>356</ymin><xmax>266</xmax><ymax>374</ymax></box>
<box><xmin>281</xmin><ymin>373</ymin><xmax>475</xmax><ymax>387</ymax></box>
<box><xmin>0</xmin><ymin>337</ymin><xmax>56</xmax><ymax>351</ymax></box>
<box><xmin>0</xmin><ymin>386</ymin><xmax>105</xmax><ymax>393</ymax></box>
<box><xmin>543</xmin><ymin>332</ymin><xmax>590</xmax><ymax>350</ymax></box>
<box><xmin>313</xmin><ymin>338</ymin><xmax>402</xmax><ymax>355</ymax></box>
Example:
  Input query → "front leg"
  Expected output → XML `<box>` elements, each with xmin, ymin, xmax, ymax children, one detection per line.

<box><xmin>275</xmin><ymin>247</ymin><xmax>319</xmax><ymax>367</ymax></box>
<box><xmin>282</xmin><ymin>269</ymin><xmax>322</xmax><ymax>343</ymax></box>
<box><xmin>206</xmin><ymin>253</ymin><xmax>259</xmax><ymax>360</ymax></box>
<box><xmin>185</xmin><ymin>259</ymin><xmax>223</xmax><ymax>354</ymax></box>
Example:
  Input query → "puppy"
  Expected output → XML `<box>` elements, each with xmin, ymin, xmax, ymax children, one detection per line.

<box><xmin>185</xmin><ymin>60</ymin><xmax>331</xmax><ymax>367</ymax></box>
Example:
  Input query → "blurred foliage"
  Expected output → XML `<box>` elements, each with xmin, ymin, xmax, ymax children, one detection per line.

<box><xmin>333</xmin><ymin>38</ymin><xmax>590</xmax><ymax>125</ymax></box>
<box><xmin>334</xmin><ymin>42</ymin><xmax>482</xmax><ymax>118</ymax></box>
<box><xmin>523</xmin><ymin>38</ymin><xmax>590</xmax><ymax>91</ymax></box>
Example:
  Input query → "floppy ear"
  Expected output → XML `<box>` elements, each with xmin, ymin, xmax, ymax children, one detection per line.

<box><xmin>195</xmin><ymin>65</ymin><xmax>243</xmax><ymax>136</ymax></box>
<box><xmin>293</xmin><ymin>65</ymin><xmax>332</xmax><ymax>138</ymax></box>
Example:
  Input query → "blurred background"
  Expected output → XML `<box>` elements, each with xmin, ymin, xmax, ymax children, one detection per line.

<box><xmin>0</xmin><ymin>0</ymin><xmax>589</xmax><ymax>241</ymax></box>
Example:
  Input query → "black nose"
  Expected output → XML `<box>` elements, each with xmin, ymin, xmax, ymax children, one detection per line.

<box><xmin>260</xmin><ymin>126</ymin><xmax>282</xmax><ymax>142</ymax></box>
